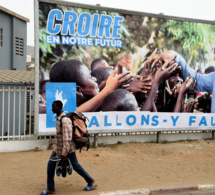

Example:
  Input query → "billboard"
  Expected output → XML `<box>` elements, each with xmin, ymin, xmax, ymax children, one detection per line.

<box><xmin>37</xmin><ymin>0</ymin><xmax>215</xmax><ymax>134</ymax></box>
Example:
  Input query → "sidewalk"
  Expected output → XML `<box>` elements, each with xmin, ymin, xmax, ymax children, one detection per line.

<box><xmin>99</xmin><ymin>184</ymin><xmax>215</xmax><ymax>194</ymax></box>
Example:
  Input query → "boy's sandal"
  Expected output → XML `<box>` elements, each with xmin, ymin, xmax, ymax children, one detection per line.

<box><xmin>40</xmin><ymin>190</ymin><xmax>56</xmax><ymax>195</ymax></box>
<box><xmin>83</xmin><ymin>184</ymin><xmax>98</xmax><ymax>191</ymax></box>
<box><xmin>40</xmin><ymin>190</ymin><xmax>49</xmax><ymax>195</ymax></box>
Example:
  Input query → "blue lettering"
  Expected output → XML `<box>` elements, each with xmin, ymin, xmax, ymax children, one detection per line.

<box><xmin>98</xmin><ymin>15</ymin><xmax>112</xmax><ymax>38</ymax></box>
<box><xmin>189</xmin><ymin>116</ymin><xmax>196</xmax><ymax>126</ymax></box>
<box><xmin>62</xmin><ymin>11</ymin><xmax>77</xmax><ymax>35</ymax></box>
<box><xmin>116</xmin><ymin>115</ymin><xmax>122</xmax><ymax>126</ymax></box>
<box><xmin>46</xmin><ymin>10</ymin><xmax>123</xmax><ymax>39</ymax></box>
<box><xmin>88</xmin><ymin>116</ymin><xmax>99</xmax><ymax>127</ymax></box>
<box><xmin>112</xmin><ymin>16</ymin><xmax>124</xmax><ymax>38</ymax></box>
<box><xmin>211</xmin><ymin>117</ymin><xmax>215</xmax><ymax>126</ymax></box>
<box><xmin>46</xmin><ymin>35</ymin><xmax>60</xmax><ymax>44</ymax></box>
<box><xmin>104</xmin><ymin>115</ymin><xmax>112</xmax><ymax>126</ymax></box>
<box><xmin>152</xmin><ymin>116</ymin><xmax>159</xmax><ymax>126</ymax></box>
<box><xmin>126</xmin><ymin>115</ymin><xmax>136</xmax><ymax>126</ymax></box>
<box><xmin>77</xmin><ymin>13</ymin><xmax>91</xmax><ymax>36</ymax></box>
<box><xmin>47</xmin><ymin>9</ymin><xmax>63</xmax><ymax>34</ymax></box>
<box><xmin>198</xmin><ymin>116</ymin><xmax>207</xmax><ymax>126</ymax></box>
<box><xmin>171</xmin><ymin>116</ymin><xmax>179</xmax><ymax>126</ymax></box>
<box><xmin>141</xmin><ymin>115</ymin><xmax>149</xmax><ymax>125</ymax></box>
<box><xmin>90</xmin><ymin>14</ymin><xmax>99</xmax><ymax>37</ymax></box>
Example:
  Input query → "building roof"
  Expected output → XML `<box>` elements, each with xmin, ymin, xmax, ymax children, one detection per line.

<box><xmin>0</xmin><ymin>70</ymin><xmax>34</xmax><ymax>84</ymax></box>
<box><xmin>0</xmin><ymin>6</ymin><xmax>29</xmax><ymax>23</ymax></box>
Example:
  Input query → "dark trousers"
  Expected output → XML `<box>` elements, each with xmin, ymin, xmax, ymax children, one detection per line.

<box><xmin>47</xmin><ymin>151</ymin><xmax>93</xmax><ymax>191</ymax></box>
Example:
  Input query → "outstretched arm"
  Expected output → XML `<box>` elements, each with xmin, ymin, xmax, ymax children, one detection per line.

<box><xmin>77</xmin><ymin>68</ymin><xmax>133</xmax><ymax>112</ymax></box>
<box><xmin>150</xmin><ymin>50</ymin><xmax>214</xmax><ymax>92</ymax></box>
<box><xmin>174</xmin><ymin>76</ymin><xmax>195</xmax><ymax>112</ymax></box>
<box><xmin>175</xmin><ymin>54</ymin><xmax>214</xmax><ymax>92</ymax></box>
<box><xmin>141</xmin><ymin>62</ymin><xmax>178</xmax><ymax>111</ymax></box>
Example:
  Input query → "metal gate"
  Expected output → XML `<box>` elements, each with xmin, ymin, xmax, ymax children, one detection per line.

<box><xmin>0</xmin><ymin>84</ymin><xmax>35</xmax><ymax>141</ymax></box>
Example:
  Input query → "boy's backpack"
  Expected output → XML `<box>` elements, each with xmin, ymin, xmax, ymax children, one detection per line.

<box><xmin>60</xmin><ymin>111</ymin><xmax>90</xmax><ymax>153</ymax></box>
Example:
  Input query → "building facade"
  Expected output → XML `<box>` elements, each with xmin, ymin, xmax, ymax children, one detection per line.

<box><xmin>0</xmin><ymin>6</ymin><xmax>29</xmax><ymax>70</ymax></box>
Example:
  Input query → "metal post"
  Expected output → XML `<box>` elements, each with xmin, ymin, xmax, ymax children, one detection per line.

<box><xmin>94</xmin><ymin>134</ymin><xmax>98</xmax><ymax>148</ymax></box>
<box><xmin>156</xmin><ymin>131</ymin><xmax>161</xmax><ymax>143</ymax></box>
<box><xmin>212</xmin><ymin>130</ymin><xmax>215</xmax><ymax>140</ymax></box>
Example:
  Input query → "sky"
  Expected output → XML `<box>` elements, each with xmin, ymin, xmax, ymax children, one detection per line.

<box><xmin>1</xmin><ymin>0</ymin><xmax>215</xmax><ymax>46</ymax></box>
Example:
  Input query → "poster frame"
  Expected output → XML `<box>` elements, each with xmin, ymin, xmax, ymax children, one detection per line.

<box><xmin>34</xmin><ymin>0</ymin><xmax>215</xmax><ymax>136</ymax></box>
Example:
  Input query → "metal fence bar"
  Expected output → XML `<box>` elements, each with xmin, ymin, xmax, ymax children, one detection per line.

<box><xmin>23</xmin><ymin>87</ymin><xmax>27</xmax><ymax>137</ymax></box>
<box><xmin>13</xmin><ymin>86</ymin><xmax>16</xmax><ymax>140</ymax></box>
<box><xmin>7</xmin><ymin>86</ymin><xmax>10</xmax><ymax>141</ymax></box>
<box><xmin>18</xmin><ymin>86</ymin><xmax>21</xmax><ymax>140</ymax></box>
<box><xmin>1</xmin><ymin>86</ymin><xmax>4</xmax><ymax>141</ymax></box>
<box><xmin>29</xmin><ymin>87</ymin><xmax>32</xmax><ymax>138</ymax></box>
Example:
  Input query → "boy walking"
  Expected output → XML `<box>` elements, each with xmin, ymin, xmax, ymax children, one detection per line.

<box><xmin>41</xmin><ymin>100</ymin><xmax>97</xmax><ymax>195</ymax></box>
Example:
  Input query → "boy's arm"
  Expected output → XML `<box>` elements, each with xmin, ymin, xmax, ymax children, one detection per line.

<box><xmin>151</xmin><ymin>101</ymin><xmax>158</xmax><ymax>112</ymax></box>
<box><xmin>77</xmin><ymin>69</ymin><xmax>133</xmax><ymax>112</ymax></box>
<box><xmin>141</xmin><ymin>62</ymin><xmax>178</xmax><ymax>111</ymax></box>
<box><xmin>116</xmin><ymin>54</ymin><xmax>133</xmax><ymax>74</ymax></box>
<box><xmin>174</xmin><ymin>77</ymin><xmax>194</xmax><ymax>112</ymax></box>
<box><xmin>150</xmin><ymin>50</ymin><xmax>214</xmax><ymax>92</ymax></box>
<box><xmin>175</xmin><ymin>54</ymin><xmax>214</xmax><ymax>92</ymax></box>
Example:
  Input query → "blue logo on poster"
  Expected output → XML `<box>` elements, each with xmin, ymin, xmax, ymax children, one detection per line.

<box><xmin>46</xmin><ymin>83</ymin><xmax>76</xmax><ymax>128</ymax></box>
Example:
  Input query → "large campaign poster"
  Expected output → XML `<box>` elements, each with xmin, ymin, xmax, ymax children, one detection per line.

<box><xmin>38</xmin><ymin>1</ymin><xmax>215</xmax><ymax>134</ymax></box>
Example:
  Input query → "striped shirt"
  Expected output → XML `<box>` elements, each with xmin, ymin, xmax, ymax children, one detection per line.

<box><xmin>54</xmin><ymin>112</ymin><xmax>76</xmax><ymax>157</ymax></box>
<box><xmin>175</xmin><ymin>54</ymin><xmax>215</xmax><ymax>113</ymax></box>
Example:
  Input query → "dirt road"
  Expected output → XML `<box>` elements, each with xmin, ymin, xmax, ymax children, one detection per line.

<box><xmin>0</xmin><ymin>139</ymin><xmax>215</xmax><ymax>195</ymax></box>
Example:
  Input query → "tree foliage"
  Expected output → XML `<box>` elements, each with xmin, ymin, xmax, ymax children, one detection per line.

<box><xmin>39</xmin><ymin>2</ymin><xmax>215</xmax><ymax>77</ymax></box>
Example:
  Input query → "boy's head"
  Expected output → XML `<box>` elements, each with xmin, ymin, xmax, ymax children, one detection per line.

<box><xmin>167</xmin><ymin>73</ymin><xmax>183</xmax><ymax>90</ymax></box>
<box><xmin>91</xmin><ymin>58</ymin><xmax>109</xmax><ymax>71</ymax></box>
<box><xmin>196</xmin><ymin>68</ymin><xmax>204</xmax><ymax>74</ymax></box>
<box><xmin>50</xmin><ymin>59</ymin><xmax>99</xmax><ymax>98</ymax></box>
<box><xmin>101</xmin><ymin>89</ymin><xmax>139</xmax><ymax>111</ymax></box>
<box><xmin>91</xmin><ymin>67</ymin><xmax>113</xmax><ymax>86</ymax></box>
<box><xmin>205</xmin><ymin>66</ymin><xmax>215</xmax><ymax>74</ymax></box>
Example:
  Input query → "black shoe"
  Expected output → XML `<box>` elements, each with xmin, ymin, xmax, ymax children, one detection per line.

<box><xmin>55</xmin><ymin>160</ymin><xmax>62</xmax><ymax>177</ymax></box>
<box><xmin>61</xmin><ymin>159</ymin><xmax>67</xmax><ymax>178</ymax></box>
<box><xmin>66</xmin><ymin>159</ymin><xmax>73</xmax><ymax>175</ymax></box>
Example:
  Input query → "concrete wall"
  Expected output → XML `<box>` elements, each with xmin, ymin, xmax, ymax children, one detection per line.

<box><xmin>12</xmin><ymin>17</ymin><xmax>27</xmax><ymax>70</ymax></box>
<box><xmin>0</xmin><ymin>132</ymin><xmax>213</xmax><ymax>152</ymax></box>
<box><xmin>0</xmin><ymin>10</ymin><xmax>27</xmax><ymax>70</ymax></box>
<box><xmin>0</xmin><ymin>10</ymin><xmax>12</xmax><ymax>69</ymax></box>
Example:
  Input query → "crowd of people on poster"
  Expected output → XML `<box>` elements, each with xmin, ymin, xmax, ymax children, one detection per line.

<box><xmin>38</xmin><ymin>2</ymin><xmax>215</xmax><ymax>132</ymax></box>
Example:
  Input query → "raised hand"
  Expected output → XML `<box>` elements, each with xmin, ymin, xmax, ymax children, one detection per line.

<box><xmin>151</xmin><ymin>50</ymin><xmax>178</xmax><ymax>69</ymax></box>
<box><xmin>117</xmin><ymin>54</ymin><xmax>133</xmax><ymax>74</ymax></box>
<box><xmin>173</xmin><ymin>76</ymin><xmax>195</xmax><ymax>113</ymax></box>
<box><xmin>154</xmin><ymin>62</ymin><xmax>178</xmax><ymax>85</ymax></box>
<box><xmin>104</xmin><ymin>68</ymin><xmax>134</xmax><ymax>92</ymax></box>
<box><xmin>184</xmin><ymin>99</ymin><xmax>198</xmax><ymax>112</ymax></box>
<box><xmin>125</xmin><ymin>75</ymin><xmax>152</xmax><ymax>93</ymax></box>
<box><xmin>140</xmin><ymin>61</ymin><xmax>153</xmax><ymax>79</ymax></box>
<box><xmin>166</xmin><ymin>82</ymin><xmax>182</xmax><ymax>98</ymax></box>
<box><xmin>180</xmin><ymin>76</ymin><xmax>195</xmax><ymax>95</ymax></box>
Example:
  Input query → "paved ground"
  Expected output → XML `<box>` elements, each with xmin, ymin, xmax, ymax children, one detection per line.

<box><xmin>167</xmin><ymin>190</ymin><xmax>215</xmax><ymax>195</ymax></box>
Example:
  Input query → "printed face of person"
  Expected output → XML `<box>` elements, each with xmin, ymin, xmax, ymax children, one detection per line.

<box><xmin>78</xmin><ymin>65</ymin><xmax>99</xmax><ymax>98</ymax></box>
<box><xmin>168</xmin><ymin>73</ymin><xmax>181</xmax><ymax>89</ymax></box>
